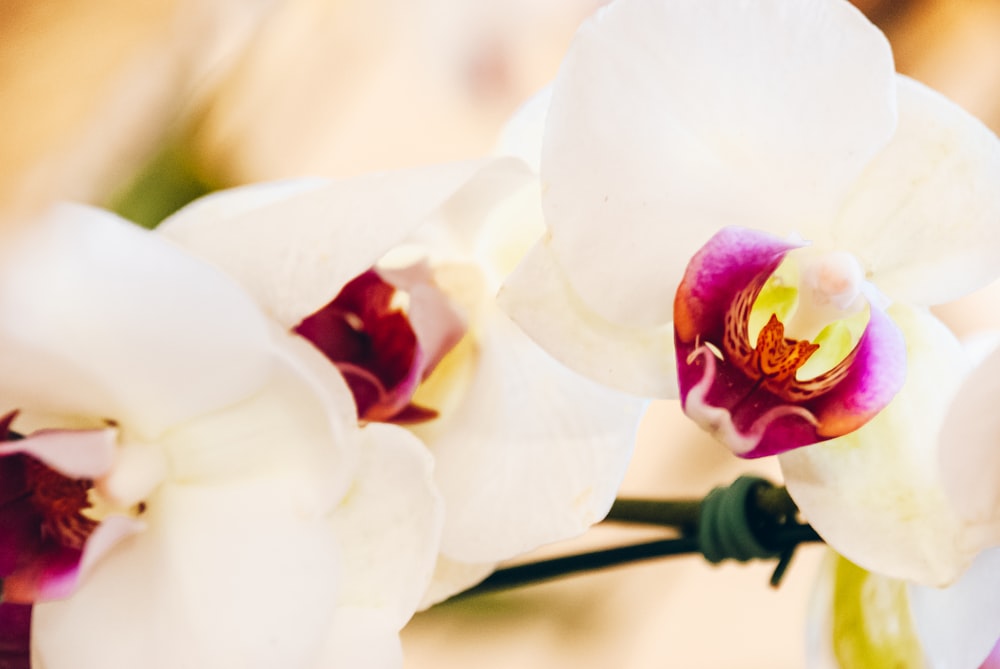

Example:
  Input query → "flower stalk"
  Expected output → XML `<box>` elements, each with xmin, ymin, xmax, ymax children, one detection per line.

<box><xmin>454</xmin><ymin>476</ymin><xmax>822</xmax><ymax>599</ymax></box>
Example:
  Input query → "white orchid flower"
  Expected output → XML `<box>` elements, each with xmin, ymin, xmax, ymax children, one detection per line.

<box><xmin>498</xmin><ymin>0</ymin><xmax>1000</xmax><ymax>584</ymax></box>
<box><xmin>158</xmin><ymin>158</ymin><xmax>647</xmax><ymax>602</ymax></box>
<box><xmin>0</xmin><ymin>204</ymin><xmax>443</xmax><ymax>669</ymax></box>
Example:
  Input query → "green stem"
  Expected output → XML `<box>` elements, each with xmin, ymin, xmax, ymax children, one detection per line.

<box><xmin>455</xmin><ymin>523</ymin><xmax>822</xmax><ymax>599</ymax></box>
<box><xmin>604</xmin><ymin>498</ymin><xmax>701</xmax><ymax>528</ymax></box>
<box><xmin>452</xmin><ymin>478</ymin><xmax>823</xmax><ymax>601</ymax></box>
<box><xmin>751</xmin><ymin>484</ymin><xmax>801</xmax><ymax>522</ymax></box>
<box><xmin>452</xmin><ymin>537</ymin><xmax>701</xmax><ymax>599</ymax></box>
<box><xmin>606</xmin><ymin>485</ymin><xmax>801</xmax><ymax>529</ymax></box>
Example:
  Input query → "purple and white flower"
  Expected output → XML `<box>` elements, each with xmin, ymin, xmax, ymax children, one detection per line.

<box><xmin>0</xmin><ymin>204</ymin><xmax>443</xmax><ymax>668</ymax></box>
<box><xmin>158</xmin><ymin>159</ymin><xmax>646</xmax><ymax>602</ymax></box>
<box><xmin>498</xmin><ymin>0</ymin><xmax>1000</xmax><ymax>584</ymax></box>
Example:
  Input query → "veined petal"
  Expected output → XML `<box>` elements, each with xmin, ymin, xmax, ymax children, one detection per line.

<box><xmin>159</xmin><ymin>159</ymin><xmax>533</xmax><ymax>328</ymax></box>
<box><xmin>938</xmin><ymin>340</ymin><xmax>1000</xmax><ymax>549</ymax></box>
<box><xmin>0</xmin><ymin>204</ymin><xmax>273</xmax><ymax>440</ymax></box>
<box><xmin>33</xmin><ymin>478</ymin><xmax>342</xmax><ymax>669</ymax></box>
<box><xmin>329</xmin><ymin>422</ymin><xmax>444</xmax><ymax>629</ymax></box>
<box><xmin>835</xmin><ymin>76</ymin><xmax>1000</xmax><ymax>306</ymax></box>
<box><xmin>908</xmin><ymin>547</ymin><xmax>1000</xmax><ymax>669</ymax></box>
<box><xmin>500</xmin><ymin>239</ymin><xmax>677</xmax><ymax>398</ymax></box>
<box><xmin>780</xmin><ymin>305</ymin><xmax>976</xmax><ymax>586</ymax></box>
<box><xmin>410</xmin><ymin>304</ymin><xmax>646</xmax><ymax>564</ymax></box>
<box><xmin>542</xmin><ymin>0</ymin><xmax>896</xmax><ymax>328</ymax></box>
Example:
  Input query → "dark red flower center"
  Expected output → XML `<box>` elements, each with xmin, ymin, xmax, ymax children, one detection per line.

<box><xmin>23</xmin><ymin>458</ymin><xmax>96</xmax><ymax>551</ymax></box>
<box><xmin>0</xmin><ymin>412</ymin><xmax>105</xmax><ymax>605</ymax></box>
<box><xmin>0</xmin><ymin>603</ymin><xmax>31</xmax><ymax>669</ymax></box>
<box><xmin>295</xmin><ymin>268</ymin><xmax>463</xmax><ymax>423</ymax></box>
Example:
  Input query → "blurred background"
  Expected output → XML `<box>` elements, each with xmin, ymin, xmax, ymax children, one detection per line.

<box><xmin>2</xmin><ymin>0</ymin><xmax>999</xmax><ymax>666</ymax></box>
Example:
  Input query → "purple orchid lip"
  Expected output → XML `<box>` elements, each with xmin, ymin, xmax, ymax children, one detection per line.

<box><xmin>674</xmin><ymin>227</ymin><xmax>906</xmax><ymax>458</ymax></box>
<box><xmin>294</xmin><ymin>264</ymin><xmax>466</xmax><ymax>424</ymax></box>
<box><xmin>0</xmin><ymin>412</ymin><xmax>133</xmax><ymax>605</ymax></box>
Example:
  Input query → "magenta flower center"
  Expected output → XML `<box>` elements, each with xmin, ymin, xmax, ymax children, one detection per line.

<box><xmin>0</xmin><ymin>412</ymin><xmax>121</xmax><ymax>605</ymax></box>
<box><xmin>294</xmin><ymin>266</ymin><xmax>466</xmax><ymax>424</ymax></box>
<box><xmin>741</xmin><ymin>313</ymin><xmax>820</xmax><ymax>395</ymax></box>
<box><xmin>674</xmin><ymin>227</ymin><xmax>905</xmax><ymax>458</ymax></box>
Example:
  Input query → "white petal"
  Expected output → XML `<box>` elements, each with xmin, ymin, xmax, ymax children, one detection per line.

<box><xmin>411</xmin><ymin>304</ymin><xmax>646</xmax><ymax>563</ymax></box>
<box><xmin>938</xmin><ymin>342</ymin><xmax>1000</xmax><ymax>548</ymax></box>
<box><xmin>0</xmin><ymin>204</ymin><xmax>273</xmax><ymax>439</ymax></box>
<box><xmin>835</xmin><ymin>76</ymin><xmax>1000</xmax><ymax>305</ymax></box>
<box><xmin>499</xmin><ymin>239</ymin><xmax>677</xmax><ymax>398</ymax></box>
<box><xmin>329</xmin><ymin>422</ymin><xmax>444</xmax><ymax>629</ymax></box>
<box><xmin>408</xmin><ymin>163</ymin><xmax>539</xmax><ymax>274</ymax></box>
<box><xmin>908</xmin><ymin>547</ymin><xmax>1000</xmax><ymax>669</ymax></box>
<box><xmin>314</xmin><ymin>608</ymin><xmax>403</xmax><ymax>669</ymax></box>
<box><xmin>780</xmin><ymin>305</ymin><xmax>975</xmax><ymax>586</ymax></box>
<box><xmin>0</xmin><ymin>427</ymin><xmax>117</xmax><ymax>478</ymax></box>
<box><xmin>542</xmin><ymin>0</ymin><xmax>896</xmax><ymax>328</ymax></box>
<box><xmin>419</xmin><ymin>555</ymin><xmax>497</xmax><ymax>609</ymax></box>
<box><xmin>494</xmin><ymin>85</ymin><xmax>551</xmax><ymax>173</ymax></box>
<box><xmin>159</xmin><ymin>159</ymin><xmax>532</xmax><ymax>327</ymax></box>
<box><xmin>33</xmin><ymin>479</ymin><xmax>341</xmax><ymax>669</ymax></box>
<box><xmin>161</xmin><ymin>335</ymin><xmax>358</xmax><ymax>510</ymax></box>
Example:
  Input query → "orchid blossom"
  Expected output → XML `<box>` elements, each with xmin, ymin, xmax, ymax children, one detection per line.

<box><xmin>498</xmin><ymin>0</ymin><xmax>1000</xmax><ymax>584</ymax></box>
<box><xmin>156</xmin><ymin>158</ymin><xmax>647</xmax><ymax>601</ymax></box>
<box><xmin>0</xmin><ymin>204</ymin><xmax>443</xmax><ymax>669</ymax></box>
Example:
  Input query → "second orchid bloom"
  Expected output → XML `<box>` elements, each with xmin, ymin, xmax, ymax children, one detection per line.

<box><xmin>499</xmin><ymin>0</ymin><xmax>1000</xmax><ymax>588</ymax></box>
<box><xmin>158</xmin><ymin>159</ymin><xmax>647</xmax><ymax>602</ymax></box>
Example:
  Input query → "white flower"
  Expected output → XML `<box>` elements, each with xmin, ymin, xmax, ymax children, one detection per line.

<box><xmin>0</xmin><ymin>204</ymin><xmax>443</xmax><ymax>669</ymax></box>
<box><xmin>497</xmin><ymin>0</ymin><xmax>1000</xmax><ymax>584</ymax></box>
<box><xmin>157</xmin><ymin>158</ymin><xmax>647</xmax><ymax>601</ymax></box>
